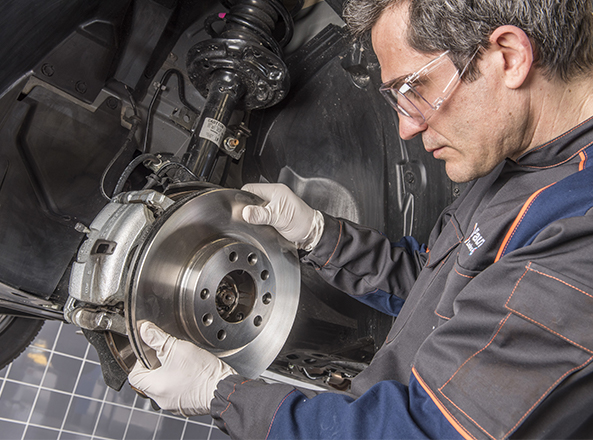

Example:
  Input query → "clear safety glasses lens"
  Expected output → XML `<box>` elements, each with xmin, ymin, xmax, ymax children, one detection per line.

<box><xmin>379</xmin><ymin>50</ymin><xmax>474</xmax><ymax>125</ymax></box>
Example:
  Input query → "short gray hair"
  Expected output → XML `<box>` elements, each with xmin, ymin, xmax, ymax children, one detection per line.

<box><xmin>343</xmin><ymin>0</ymin><xmax>593</xmax><ymax>82</ymax></box>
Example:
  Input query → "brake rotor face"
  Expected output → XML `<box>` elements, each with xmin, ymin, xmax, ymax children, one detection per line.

<box><xmin>125</xmin><ymin>188</ymin><xmax>300</xmax><ymax>378</ymax></box>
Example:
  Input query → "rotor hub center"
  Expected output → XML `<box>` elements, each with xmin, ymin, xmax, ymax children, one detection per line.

<box><xmin>216</xmin><ymin>270</ymin><xmax>256</xmax><ymax>323</ymax></box>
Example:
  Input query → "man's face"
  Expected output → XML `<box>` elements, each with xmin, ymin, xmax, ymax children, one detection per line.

<box><xmin>371</xmin><ymin>4</ymin><xmax>530</xmax><ymax>183</ymax></box>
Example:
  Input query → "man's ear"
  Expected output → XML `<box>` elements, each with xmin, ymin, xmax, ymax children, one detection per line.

<box><xmin>489</xmin><ymin>25</ymin><xmax>534</xmax><ymax>89</ymax></box>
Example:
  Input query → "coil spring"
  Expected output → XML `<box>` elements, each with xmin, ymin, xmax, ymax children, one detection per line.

<box><xmin>218</xmin><ymin>0</ymin><xmax>294</xmax><ymax>55</ymax></box>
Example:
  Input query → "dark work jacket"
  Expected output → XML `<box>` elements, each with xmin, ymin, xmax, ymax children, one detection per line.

<box><xmin>211</xmin><ymin>116</ymin><xmax>593</xmax><ymax>439</ymax></box>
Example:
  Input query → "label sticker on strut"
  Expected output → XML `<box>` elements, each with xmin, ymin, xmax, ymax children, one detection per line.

<box><xmin>199</xmin><ymin>117</ymin><xmax>226</xmax><ymax>147</ymax></box>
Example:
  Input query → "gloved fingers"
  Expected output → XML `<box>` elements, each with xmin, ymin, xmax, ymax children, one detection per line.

<box><xmin>128</xmin><ymin>359</ymin><xmax>152</xmax><ymax>391</ymax></box>
<box><xmin>242</xmin><ymin>204</ymin><xmax>273</xmax><ymax>225</ymax></box>
<box><xmin>138</xmin><ymin>321</ymin><xmax>176</xmax><ymax>358</ymax></box>
<box><xmin>241</xmin><ymin>183</ymin><xmax>276</xmax><ymax>202</ymax></box>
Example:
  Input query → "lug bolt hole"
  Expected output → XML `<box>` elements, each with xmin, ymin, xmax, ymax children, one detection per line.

<box><xmin>253</xmin><ymin>315</ymin><xmax>263</xmax><ymax>327</ymax></box>
<box><xmin>229</xmin><ymin>252</ymin><xmax>238</xmax><ymax>263</ymax></box>
<box><xmin>217</xmin><ymin>330</ymin><xmax>227</xmax><ymax>341</ymax></box>
<box><xmin>200</xmin><ymin>289</ymin><xmax>210</xmax><ymax>300</ymax></box>
<box><xmin>247</xmin><ymin>253</ymin><xmax>258</xmax><ymax>265</ymax></box>
<box><xmin>262</xmin><ymin>292</ymin><xmax>272</xmax><ymax>305</ymax></box>
<box><xmin>260</xmin><ymin>270</ymin><xmax>269</xmax><ymax>280</ymax></box>
<box><xmin>202</xmin><ymin>314</ymin><xmax>213</xmax><ymax>326</ymax></box>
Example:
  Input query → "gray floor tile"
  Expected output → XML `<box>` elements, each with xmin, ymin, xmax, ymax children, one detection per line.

<box><xmin>74</xmin><ymin>362</ymin><xmax>108</xmax><ymax>399</ymax></box>
<box><xmin>105</xmin><ymin>382</ymin><xmax>138</xmax><ymax>407</ymax></box>
<box><xmin>209</xmin><ymin>426</ymin><xmax>229</xmax><ymax>440</ymax></box>
<box><xmin>29</xmin><ymin>389</ymin><xmax>71</xmax><ymax>429</ymax></box>
<box><xmin>41</xmin><ymin>354</ymin><xmax>83</xmax><ymax>393</ymax></box>
<box><xmin>23</xmin><ymin>425</ymin><xmax>60</xmax><ymax>440</ymax></box>
<box><xmin>58</xmin><ymin>432</ymin><xmax>92</xmax><ymax>440</ymax></box>
<box><xmin>181</xmin><ymin>421</ymin><xmax>212</xmax><ymax>440</ymax></box>
<box><xmin>6</xmin><ymin>346</ymin><xmax>49</xmax><ymax>386</ymax></box>
<box><xmin>0</xmin><ymin>319</ymin><xmax>222</xmax><ymax>440</ymax></box>
<box><xmin>93</xmin><ymin>402</ymin><xmax>132</xmax><ymax>439</ymax></box>
<box><xmin>0</xmin><ymin>419</ymin><xmax>26</xmax><ymax>439</ymax></box>
<box><xmin>62</xmin><ymin>396</ymin><xmax>103</xmax><ymax>435</ymax></box>
<box><xmin>0</xmin><ymin>381</ymin><xmax>38</xmax><ymax>422</ymax></box>
<box><xmin>54</xmin><ymin>324</ymin><xmax>89</xmax><ymax>358</ymax></box>
<box><xmin>188</xmin><ymin>414</ymin><xmax>217</xmax><ymax>426</ymax></box>
<box><xmin>134</xmin><ymin>394</ymin><xmax>158</xmax><ymax>411</ymax></box>
<box><xmin>153</xmin><ymin>415</ymin><xmax>186</xmax><ymax>440</ymax></box>
<box><xmin>31</xmin><ymin>320</ymin><xmax>61</xmax><ymax>350</ymax></box>
<box><xmin>86</xmin><ymin>344</ymin><xmax>101</xmax><ymax>363</ymax></box>
<box><xmin>124</xmin><ymin>409</ymin><xmax>160</xmax><ymax>439</ymax></box>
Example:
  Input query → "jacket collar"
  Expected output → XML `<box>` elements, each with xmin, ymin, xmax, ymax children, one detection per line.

<box><xmin>514</xmin><ymin>115</ymin><xmax>593</xmax><ymax>169</ymax></box>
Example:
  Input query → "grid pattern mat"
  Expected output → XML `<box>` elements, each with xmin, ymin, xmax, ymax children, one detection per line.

<box><xmin>0</xmin><ymin>320</ymin><xmax>227</xmax><ymax>440</ymax></box>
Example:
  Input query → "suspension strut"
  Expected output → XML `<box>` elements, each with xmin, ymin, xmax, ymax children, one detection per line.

<box><xmin>183</xmin><ymin>0</ymin><xmax>294</xmax><ymax>180</ymax></box>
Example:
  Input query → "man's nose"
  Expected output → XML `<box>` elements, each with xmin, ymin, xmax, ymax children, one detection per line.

<box><xmin>398</xmin><ymin>116</ymin><xmax>428</xmax><ymax>140</ymax></box>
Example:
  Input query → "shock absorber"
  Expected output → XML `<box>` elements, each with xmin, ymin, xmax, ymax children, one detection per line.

<box><xmin>183</xmin><ymin>0</ymin><xmax>294</xmax><ymax>180</ymax></box>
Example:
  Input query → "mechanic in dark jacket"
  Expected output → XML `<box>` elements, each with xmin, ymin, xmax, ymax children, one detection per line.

<box><xmin>129</xmin><ymin>0</ymin><xmax>593</xmax><ymax>438</ymax></box>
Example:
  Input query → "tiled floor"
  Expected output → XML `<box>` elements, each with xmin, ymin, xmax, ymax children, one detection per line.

<box><xmin>0</xmin><ymin>320</ymin><xmax>228</xmax><ymax>440</ymax></box>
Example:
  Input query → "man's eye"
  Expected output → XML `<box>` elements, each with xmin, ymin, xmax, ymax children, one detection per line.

<box><xmin>404</xmin><ymin>85</ymin><xmax>425</xmax><ymax>104</ymax></box>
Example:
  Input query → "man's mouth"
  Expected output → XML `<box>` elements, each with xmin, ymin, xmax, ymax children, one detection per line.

<box><xmin>426</xmin><ymin>145</ymin><xmax>446</xmax><ymax>158</ymax></box>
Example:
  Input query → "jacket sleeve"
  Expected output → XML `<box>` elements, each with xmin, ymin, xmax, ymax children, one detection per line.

<box><xmin>211</xmin><ymin>373</ymin><xmax>463</xmax><ymax>440</ymax></box>
<box><xmin>300</xmin><ymin>213</ymin><xmax>427</xmax><ymax>316</ymax></box>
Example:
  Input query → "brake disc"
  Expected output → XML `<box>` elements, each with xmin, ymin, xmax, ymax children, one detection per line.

<box><xmin>125</xmin><ymin>188</ymin><xmax>300</xmax><ymax>378</ymax></box>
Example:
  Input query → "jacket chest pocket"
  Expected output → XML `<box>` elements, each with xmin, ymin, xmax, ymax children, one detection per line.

<box><xmin>434</xmin><ymin>253</ymin><xmax>482</xmax><ymax>321</ymax></box>
<box><xmin>439</xmin><ymin>262</ymin><xmax>593</xmax><ymax>440</ymax></box>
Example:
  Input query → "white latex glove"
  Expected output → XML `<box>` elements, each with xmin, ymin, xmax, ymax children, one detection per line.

<box><xmin>128</xmin><ymin>322</ymin><xmax>236</xmax><ymax>417</ymax></box>
<box><xmin>241</xmin><ymin>183</ymin><xmax>324</xmax><ymax>251</ymax></box>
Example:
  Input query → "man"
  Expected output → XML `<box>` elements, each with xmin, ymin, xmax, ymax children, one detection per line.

<box><xmin>129</xmin><ymin>0</ymin><xmax>593</xmax><ymax>438</ymax></box>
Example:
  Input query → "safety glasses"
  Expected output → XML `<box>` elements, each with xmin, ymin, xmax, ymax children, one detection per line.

<box><xmin>379</xmin><ymin>50</ymin><xmax>477</xmax><ymax>125</ymax></box>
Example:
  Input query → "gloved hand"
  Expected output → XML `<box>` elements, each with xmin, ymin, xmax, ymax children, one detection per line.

<box><xmin>128</xmin><ymin>322</ymin><xmax>237</xmax><ymax>417</ymax></box>
<box><xmin>241</xmin><ymin>183</ymin><xmax>324</xmax><ymax>251</ymax></box>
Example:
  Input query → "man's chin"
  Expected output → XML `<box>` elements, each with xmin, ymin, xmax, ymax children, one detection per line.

<box><xmin>444</xmin><ymin>162</ymin><xmax>477</xmax><ymax>184</ymax></box>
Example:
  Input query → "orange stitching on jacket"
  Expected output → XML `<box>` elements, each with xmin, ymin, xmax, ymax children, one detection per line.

<box><xmin>412</xmin><ymin>367</ymin><xmax>478</xmax><ymax>440</ymax></box>
<box><xmin>579</xmin><ymin>150</ymin><xmax>587</xmax><ymax>171</ymax></box>
<box><xmin>503</xmin><ymin>263</ymin><xmax>532</xmax><ymax>308</ymax></box>
<box><xmin>523</xmin><ymin>116</ymin><xmax>593</xmax><ymax>155</ymax></box>
<box><xmin>392</xmin><ymin>255</ymin><xmax>451</xmax><ymax>344</ymax></box>
<box><xmin>454</xmin><ymin>267</ymin><xmax>475</xmax><ymax>279</ymax></box>
<box><xmin>507</xmin><ymin>307</ymin><xmax>593</xmax><ymax>353</ymax></box>
<box><xmin>439</xmin><ymin>390</ymin><xmax>497</xmax><ymax>440</ymax></box>
<box><xmin>495</xmin><ymin>184</ymin><xmax>555</xmax><ymax>262</ymax></box>
<box><xmin>450</xmin><ymin>218</ymin><xmax>462</xmax><ymax>242</ymax></box>
<box><xmin>521</xmin><ymin>141</ymin><xmax>593</xmax><ymax>169</ymax></box>
<box><xmin>504</xmin><ymin>354</ymin><xmax>593</xmax><ymax>437</ymax></box>
<box><xmin>265</xmin><ymin>389</ymin><xmax>298</xmax><ymax>440</ymax></box>
<box><xmin>441</xmin><ymin>313</ymin><xmax>513</xmax><ymax>389</ymax></box>
<box><xmin>496</xmin><ymin>186</ymin><xmax>552</xmax><ymax>260</ymax></box>
<box><xmin>437</xmin><ymin>310</ymin><xmax>522</xmax><ymax>440</ymax></box>
<box><xmin>432</xmin><ymin>268</ymin><xmax>473</xmax><ymax>320</ymax></box>
<box><xmin>503</xmin><ymin>265</ymin><xmax>593</xmax><ymax>352</ymax></box>
<box><xmin>527</xmin><ymin>267</ymin><xmax>593</xmax><ymax>299</ymax></box>
<box><xmin>318</xmin><ymin>220</ymin><xmax>343</xmax><ymax>269</ymax></box>
<box><xmin>434</xmin><ymin>310</ymin><xmax>451</xmax><ymax>320</ymax></box>
<box><xmin>220</xmin><ymin>379</ymin><xmax>253</xmax><ymax>417</ymax></box>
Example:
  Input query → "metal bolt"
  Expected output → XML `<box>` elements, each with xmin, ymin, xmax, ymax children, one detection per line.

<box><xmin>405</xmin><ymin>171</ymin><xmax>415</xmax><ymax>185</ymax></box>
<box><xmin>224</xmin><ymin>137</ymin><xmax>240</xmax><ymax>151</ymax></box>
<box><xmin>106</xmin><ymin>97</ymin><xmax>119</xmax><ymax>110</ymax></box>
<box><xmin>74</xmin><ymin>222</ymin><xmax>91</xmax><ymax>234</ymax></box>
<box><xmin>41</xmin><ymin>64</ymin><xmax>55</xmax><ymax>77</ymax></box>
<box><xmin>75</xmin><ymin>81</ymin><xmax>87</xmax><ymax>94</ymax></box>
